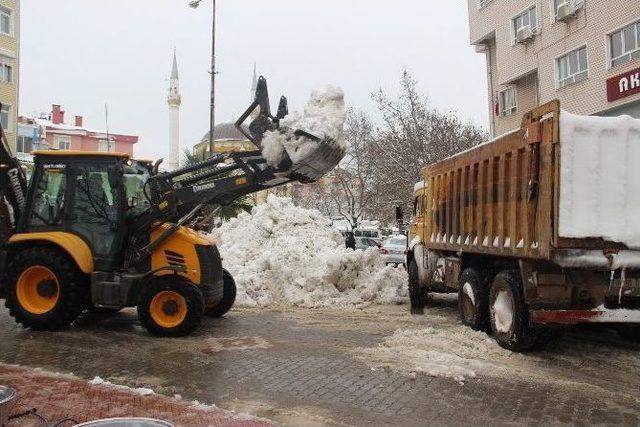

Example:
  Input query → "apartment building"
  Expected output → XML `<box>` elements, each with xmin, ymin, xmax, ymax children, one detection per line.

<box><xmin>0</xmin><ymin>0</ymin><xmax>19</xmax><ymax>150</ymax></box>
<box><xmin>468</xmin><ymin>0</ymin><xmax>640</xmax><ymax>136</ymax></box>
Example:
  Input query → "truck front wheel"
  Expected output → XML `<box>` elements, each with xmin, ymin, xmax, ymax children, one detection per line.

<box><xmin>408</xmin><ymin>260</ymin><xmax>427</xmax><ymax>309</ymax></box>
<box><xmin>458</xmin><ymin>268</ymin><xmax>489</xmax><ymax>332</ymax></box>
<box><xmin>489</xmin><ymin>270</ymin><xmax>537</xmax><ymax>351</ymax></box>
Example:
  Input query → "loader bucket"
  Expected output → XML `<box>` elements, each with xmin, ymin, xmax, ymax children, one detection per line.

<box><xmin>279</xmin><ymin>129</ymin><xmax>345</xmax><ymax>184</ymax></box>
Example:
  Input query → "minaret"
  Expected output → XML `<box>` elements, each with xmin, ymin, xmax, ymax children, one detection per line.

<box><xmin>250</xmin><ymin>62</ymin><xmax>258</xmax><ymax>102</ymax></box>
<box><xmin>167</xmin><ymin>49</ymin><xmax>182</xmax><ymax>171</ymax></box>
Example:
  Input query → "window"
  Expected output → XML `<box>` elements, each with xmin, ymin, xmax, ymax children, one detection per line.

<box><xmin>16</xmin><ymin>136</ymin><xmax>33</xmax><ymax>154</ymax></box>
<box><xmin>55</xmin><ymin>135</ymin><xmax>71</xmax><ymax>150</ymax></box>
<box><xmin>30</xmin><ymin>165</ymin><xmax>67</xmax><ymax>227</ymax></box>
<box><xmin>0</xmin><ymin>7</ymin><xmax>11</xmax><ymax>35</ymax></box>
<box><xmin>610</xmin><ymin>21</ymin><xmax>640</xmax><ymax>68</ymax></box>
<box><xmin>513</xmin><ymin>6</ymin><xmax>538</xmax><ymax>40</ymax></box>
<box><xmin>0</xmin><ymin>104</ymin><xmax>10</xmax><ymax>131</ymax></box>
<box><xmin>557</xmin><ymin>46</ymin><xmax>588</xmax><ymax>88</ymax></box>
<box><xmin>98</xmin><ymin>139</ymin><xmax>115</xmax><ymax>152</ymax></box>
<box><xmin>0</xmin><ymin>62</ymin><xmax>12</xmax><ymax>83</ymax></box>
<box><xmin>499</xmin><ymin>86</ymin><xmax>517</xmax><ymax>116</ymax></box>
<box><xmin>478</xmin><ymin>0</ymin><xmax>493</xmax><ymax>8</ymax></box>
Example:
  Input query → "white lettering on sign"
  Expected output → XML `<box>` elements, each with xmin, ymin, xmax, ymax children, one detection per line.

<box><xmin>620</xmin><ymin>77</ymin><xmax>629</xmax><ymax>93</ymax></box>
<box><xmin>631</xmin><ymin>73</ymin><xmax>640</xmax><ymax>90</ymax></box>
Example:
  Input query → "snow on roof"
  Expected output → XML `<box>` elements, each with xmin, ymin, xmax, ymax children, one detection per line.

<box><xmin>32</xmin><ymin>117</ymin><xmax>135</xmax><ymax>139</ymax></box>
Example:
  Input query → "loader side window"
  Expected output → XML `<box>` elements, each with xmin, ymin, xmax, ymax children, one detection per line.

<box><xmin>30</xmin><ymin>166</ymin><xmax>67</xmax><ymax>227</ymax></box>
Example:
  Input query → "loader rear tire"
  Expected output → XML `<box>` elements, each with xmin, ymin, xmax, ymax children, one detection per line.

<box><xmin>5</xmin><ymin>247</ymin><xmax>87</xmax><ymax>331</ymax></box>
<box><xmin>138</xmin><ymin>276</ymin><xmax>204</xmax><ymax>337</ymax></box>
<box><xmin>204</xmin><ymin>269</ymin><xmax>236</xmax><ymax>318</ymax></box>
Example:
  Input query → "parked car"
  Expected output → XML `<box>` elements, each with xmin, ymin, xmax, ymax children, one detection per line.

<box><xmin>380</xmin><ymin>235</ymin><xmax>407</xmax><ymax>265</ymax></box>
<box><xmin>355</xmin><ymin>237</ymin><xmax>381</xmax><ymax>251</ymax></box>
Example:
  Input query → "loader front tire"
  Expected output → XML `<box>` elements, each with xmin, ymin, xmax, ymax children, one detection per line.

<box><xmin>138</xmin><ymin>277</ymin><xmax>204</xmax><ymax>337</ymax></box>
<box><xmin>204</xmin><ymin>269</ymin><xmax>236</xmax><ymax>318</ymax></box>
<box><xmin>5</xmin><ymin>247</ymin><xmax>86</xmax><ymax>331</ymax></box>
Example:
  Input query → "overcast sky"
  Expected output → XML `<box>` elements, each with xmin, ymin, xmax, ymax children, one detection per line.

<box><xmin>20</xmin><ymin>0</ymin><xmax>488</xmax><ymax>161</ymax></box>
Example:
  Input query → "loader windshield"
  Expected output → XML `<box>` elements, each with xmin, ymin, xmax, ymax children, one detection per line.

<box><xmin>124</xmin><ymin>163</ymin><xmax>151</xmax><ymax>217</ymax></box>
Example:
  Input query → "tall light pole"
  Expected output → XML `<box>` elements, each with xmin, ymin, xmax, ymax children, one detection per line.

<box><xmin>189</xmin><ymin>0</ymin><xmax>216</xmax><ymax>157</ymax></box>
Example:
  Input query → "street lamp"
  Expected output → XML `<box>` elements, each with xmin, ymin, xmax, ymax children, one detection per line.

<box><xmin>189</xmin><ymin>0</ymin><xmax>217</xmax><ymax>157</ymax></box>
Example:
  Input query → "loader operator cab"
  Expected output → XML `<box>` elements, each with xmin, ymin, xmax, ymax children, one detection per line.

<box><xmin>20</xmin><ymin>151</ymin><xmax>130</xmax><ymax>271</ymax></box>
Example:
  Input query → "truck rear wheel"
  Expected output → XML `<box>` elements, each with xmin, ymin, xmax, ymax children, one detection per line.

<box><xmin>616</xmin><ymin>325</ymin><xmax>640</xmax><ymax>342</ymax></box>
<box><xmin>204</xmin><ymin>269</ymin><xmax>236</xmax><ymax>318</ymax></box>
<box><xmin>489</xmin><ymin>270</ymin><xmax>537</xmax><ymax>351</ymax></box>
<box><xmin>408</xmin><ymin>260</ymin><xmax>427</xmax><ymax>309</ymax></box>
<box><xmin>5</xmin><ymin>247</ymin><xmax>86</xmax><ymax>331</ymax></box>
<box><xmin>138</xmin><ymin>277</ymin><xmax>204</xmax><ymax>337</ymax></box>
<box><xmin>458</xmin><ymin>268</ymin><xmax>489</xmax><ymax>332</ymax></box>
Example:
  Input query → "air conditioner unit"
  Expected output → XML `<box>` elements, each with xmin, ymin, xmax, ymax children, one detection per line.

<box><xmin>515</xmin><ymin>25</ymin><xmax>534</xmax><ymax>43</ymax></box>
<box><xmin>557</xmin><ymin>0</ymin><xmax>583</xmax><ymax>21</ymax></box>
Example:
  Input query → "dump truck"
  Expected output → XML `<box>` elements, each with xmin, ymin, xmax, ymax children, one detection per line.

<box><xmin>407</xmin><ymin>100</ymin><xmax>640</xmax><ymax>351</ymax></box>
<box><xmin>0</xmin><ymin>76</ymin><xmax>344</xmax><ymax>337</ymax></box>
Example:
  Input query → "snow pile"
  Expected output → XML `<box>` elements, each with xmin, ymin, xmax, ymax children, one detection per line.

<box><xmin>261</xmin><ymin>86</ymin><xmax>346</xmax><ymax>167</ymax></box>
<box><xmin>89</xmin><ymin>376</ymin><xmax>155</xmax><ymax>396</ymax></box>
<box><xmin>354</xmin><ymin>326</ymin><xmax>510</xmax><ymax>383</ymax></box>
<box><xmin>211</xmin><ymin>196</ymin><xmax>407</xmax><ymax>307</ymax></box>
<box><xmin>559</xmin><ymin>111</ymin><xmax>640</xmax><ymax>249</ymax></box>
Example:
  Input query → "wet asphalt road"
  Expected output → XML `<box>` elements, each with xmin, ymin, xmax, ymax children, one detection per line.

<box><xmin>1</xmin><ymin>298</ymin><xmax>640</xmax><ymax>426</ymax></box>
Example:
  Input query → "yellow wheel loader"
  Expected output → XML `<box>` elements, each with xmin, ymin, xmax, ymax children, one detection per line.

<box><xmin>0</xmin><ymin>77</ymin><xmax>344</xmax><ymax>336</ymax></box>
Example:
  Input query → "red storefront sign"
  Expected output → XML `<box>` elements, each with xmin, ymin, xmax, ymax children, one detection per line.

<box><xmin>607</xmin><ymin>66</ymin><xmax>640</xmax><ymax>102</ymax></box>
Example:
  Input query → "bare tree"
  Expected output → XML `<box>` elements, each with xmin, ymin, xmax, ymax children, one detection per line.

<box><xmin>367</xmin><ymin>70</ymin><xmax>487</xmax><ymax>222</ymax></box>
<box><xmin>293</xmin><ymin>70</ymin><xmax>487</xmax><ymax>227</ymax></box>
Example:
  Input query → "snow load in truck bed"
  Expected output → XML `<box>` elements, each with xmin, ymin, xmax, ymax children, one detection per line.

<box><xmin>559</xmin><ymin>111</ymin><xmax>640</xmax><ymax>249</ymax></box>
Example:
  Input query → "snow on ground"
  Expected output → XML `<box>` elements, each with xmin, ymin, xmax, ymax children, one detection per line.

<box><xmin>353</xmin><ymin>325</ymin><xmax>510</xmax><ymax>384</ymax></box>
<box><xmin>558</xmin><ymin>110</ymin><xmax>640</xmax><ymax>249</ymax></box>
<box><xmin>261</xmin><ymin>86</ymin><xmax>346</xmax><ymax>167</ymax></box>
<box><xmin>211</xmin><ymin>196</ymin><xmax>407</xmax><ymax>308</ymax></box>
<box><xmin>90</xmin><ymin>376</ymin><xmax>155</xmax><ymax>396</ymax></box>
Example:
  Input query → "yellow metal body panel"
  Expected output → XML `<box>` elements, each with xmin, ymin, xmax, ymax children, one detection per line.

<box><xmin>151</xmin><ymin>224</ymin><xmax>212</xmax><ymax>285</ymax></box>
<box><xmin>8</xmin><ymin>232</ymin><xmax>95</xmax><ymax>274</ymax></box>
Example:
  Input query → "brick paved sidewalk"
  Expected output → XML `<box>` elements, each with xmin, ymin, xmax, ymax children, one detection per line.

<box><xmin>1</xmin><ymin>363</ymin><xmax>270</xmax><ymax>427</ymax></box>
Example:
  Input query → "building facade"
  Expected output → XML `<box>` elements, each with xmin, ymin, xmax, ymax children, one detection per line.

<box><xmin>0</xmin><ymin>0</ymin><xmax>19</xmax><ymax>151</ymax></box>
<box><xmin>468</xmin><ymin>0</ymin><xmax>640</xmax><ymax>136</ymax></box>
<box><xmin>18</xmin><ymin>104</ymin><xmax>138</xmax><ymax>158</ymax></box>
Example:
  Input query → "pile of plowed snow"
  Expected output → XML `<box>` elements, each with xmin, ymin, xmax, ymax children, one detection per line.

<box><xmin>353</xmin><ymin>326</ymin><xmax>511</xmax><ymax>384</ymax></box>
<box><xmin>261</xmin><ymin>86</ymin><xmax>346</xmax><ymax>167</ymax></box>
<box><xmin>211</xmin><ymin>196</ymin><xmax>407</xmax><ymax>308</ymax></box>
